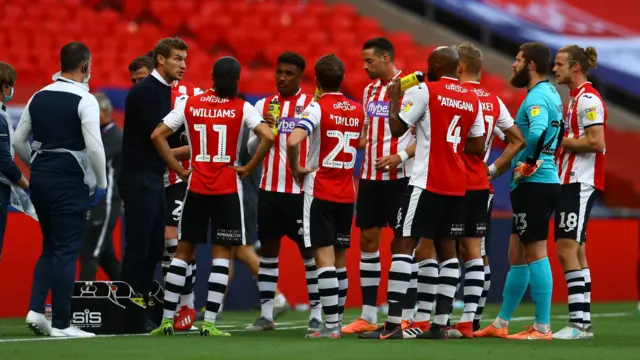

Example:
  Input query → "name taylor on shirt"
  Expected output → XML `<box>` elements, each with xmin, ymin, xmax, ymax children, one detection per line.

<box><xmin>330</xmin><ymin>114</ymin><xmax>360</xmax><ymax>127</ymax></box>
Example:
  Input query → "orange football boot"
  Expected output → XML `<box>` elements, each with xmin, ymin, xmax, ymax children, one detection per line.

<box><xmin>473</xmin><ymin>323</ymin><xmax>508</xmax><ymax>339</ymax></box>
<box><xmin>506</xmin><ymin>326</ymin><xmax>552</xmax><ymax>340</ymax></box>
<box><xmin>449</xmin><ymin>321</ymin><xmax>474</xmax><ymax>338</ymax></box>
<box><xmin>341</xmin><ymin>318</ymin><xmax>378</xmax><ymax>334</ymax></box>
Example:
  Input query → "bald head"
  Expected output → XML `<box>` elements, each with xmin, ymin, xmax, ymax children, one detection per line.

<box><xmin>427</xmin><ymin>46</ymin><xmax>460</xmax><ymax>81</ymax></box>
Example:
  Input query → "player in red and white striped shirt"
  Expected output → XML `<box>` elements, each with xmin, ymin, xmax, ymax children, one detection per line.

<box><xmin>360</xmin><ymin>47</ymin><xmax>486</xmax><ymax>340</ymax></box>
<box><xmin>450</xmin><ymin>42</ymin><xmax>526</xmax><ymax>338</ymax></box>
<box><xmin>287</xmin><ymin>54</ymin><xmax>365</xmax><ymax>339</ymax></box>
<box><xmin>552</xmin><ymin>45</ymin><xmax>606</xmax><ymax>339</ymax></box>
<box><xmin>343</xmin><ymin>38</ymin><xmax>417</xmax><ymax>335</ymax></box>
<box><xmin>245</xmin><ymin>52</ymin><xmax>323</xmax><ymax>333</ymax></box>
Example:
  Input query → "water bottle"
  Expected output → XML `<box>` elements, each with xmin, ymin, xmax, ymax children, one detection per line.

<box><xmin>44</xmin><ymin>304</ymin><xmax>52</xmax><ymax>322</ymax></box>
<box><xmin>267</xmin><ymin>98</ymin><xmax>281</xmax><ymax>136</ymax></box>
<box><xmin>396</xmin><ymin>71</ymin><xmax>425</xmax><ymax>91</ymax></box>
<box><xmin>313</xmin><ymin>86</ymin><xmax>322</xmax><ymax>101</ymax></box>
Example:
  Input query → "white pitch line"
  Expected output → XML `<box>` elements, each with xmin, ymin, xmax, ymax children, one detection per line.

<box><xmin>0</xmin><ymin>312</ymin><xmax>632</xmax><ymax>344</ymax></box>
<box><xmin>0</xmin><ymin>324</ymin><xmax>309</xmax><ymax>344</ymax></box>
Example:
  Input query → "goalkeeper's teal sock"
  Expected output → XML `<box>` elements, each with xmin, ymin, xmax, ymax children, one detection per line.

<box><xmin>497</xmin><ymin>264</ymin><xmax>530</xmax><ymax>321</ymax></box>
<box><xmin>529</xmin><ymin>257</ymin><xmax>553</xmax><ymax>325</ymax></box>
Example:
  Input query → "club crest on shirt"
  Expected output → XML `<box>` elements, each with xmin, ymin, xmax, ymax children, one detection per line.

<box><xmin>295</xmin><ymin>105</ymin><xmax>304</xmax><ymax>115</ymax></box>
<box><xmin>529</xmin><ymin>105</ymin><xmax>540</xmax><ymax>117</ymax></box>
<box><xmin>585</xmin><ymin>107</ymin><xmax>597</xmax><ymax>121</ymax></box>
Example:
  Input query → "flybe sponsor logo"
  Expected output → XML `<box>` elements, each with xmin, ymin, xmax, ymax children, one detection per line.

<box><xmin>278</xmin><ymin>117</ymin><xmax>301</xmax><ymax>134</ymax></box>
<box><xmin>366</xmin><ymin>101</ymin><xmax>389</xmax><ymax>118</ymax></box>
<box><xmin>190</xmin><ymin>107</ymin><xmax>236</xmax><ymax>118</ymax></box>
<box><xmin>437</xmin><ymin>95</ymin><xmax>474</xmax><ymax>111</ymax></box>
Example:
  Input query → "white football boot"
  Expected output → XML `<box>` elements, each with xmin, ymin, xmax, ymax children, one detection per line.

<box><xmin>552</xmin><ymin>323</ymin><xmax>587</xmax><ymax>340</ymax></box>
<box><xmin>50</xmin><ymin>326</ymin><xmax>96</xmax><ymax>338</ymax></box>
<box><xmin>25</xmin><ymin>311</ymin><xmax>52</xmax><ymax>336</ymax></box>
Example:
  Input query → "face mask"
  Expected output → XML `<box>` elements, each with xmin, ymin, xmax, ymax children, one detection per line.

<box><xmin>83</xmin><ymin>72</ymin><xmax>91</xmax><ymax>85</ymax></box>
<box><xmin>3</xmin><ymin>87</ymin><xmax>14</xmax><ymax>103</ymax></box>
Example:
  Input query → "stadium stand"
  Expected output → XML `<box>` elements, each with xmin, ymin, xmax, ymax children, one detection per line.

<box><xmin>6</xmin><ymin>0</ymin><xmax>640</xmax><ymax>209</ymax></box>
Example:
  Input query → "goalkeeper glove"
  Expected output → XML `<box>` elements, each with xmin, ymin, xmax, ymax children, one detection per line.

<box><xmin>513</xmin><ymin>159</ymin><xmax>544</xmax><ymax>182</ymax></box>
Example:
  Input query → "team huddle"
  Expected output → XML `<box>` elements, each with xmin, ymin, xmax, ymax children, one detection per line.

<box><xmin>145</xmin><ymin>36</ymin><xmax>606</xmax><ymax>341</ymax></box>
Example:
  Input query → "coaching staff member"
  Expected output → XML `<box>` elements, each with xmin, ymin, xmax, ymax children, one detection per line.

<box><xmin>17</xmin><ymin>42</ymin><xmax>107</xmax><ymax>338</ymax></box>
<box><xmin>78</xmin><ymin>93</ymin><xmax>122</xmax><ymax>281</ymax></box>
<box><xmin>119</xmin><ymin>37</ymin><xmax>188</xmax><ymax>333</ymax></box>
<box><xmin>0</xmin><ymin>62</ymin><xmax>29</xmax><ymax>261</ymax></box>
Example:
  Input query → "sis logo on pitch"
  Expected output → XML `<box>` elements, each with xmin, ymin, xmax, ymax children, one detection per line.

<box><xmin>277</xmin><ymin>117</ymin><xmax>300</xmax><ymax>134</ymax></box>
<box><xmin>366</xmin><ymin>101</ymin><xmax>389</xmax><ymax>118</ymax></box>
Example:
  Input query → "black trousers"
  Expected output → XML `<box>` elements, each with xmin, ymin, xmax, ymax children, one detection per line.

<box><xmin>118</xmin><ymin>171</ymin><xmax>165</xmax><ymax>333</ymax></box>
<box><xmin>0</xmin><ymin>184</ymin><xmax>10</xmax><ymax>260</ymax></box>
<box><xmin>78</xmin><ymin>203</ymin><xmax>121</xmax><ymax>281</ymax></box>
<box><xmin>28</xmin><ymin>171</ymin><xmax>89</xmax><ymax>330</ymax></box>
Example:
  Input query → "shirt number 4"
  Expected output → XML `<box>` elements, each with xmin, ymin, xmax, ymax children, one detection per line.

<box><xmin>447</xmin><ymin>115</ymin><xmax>462</xmax><ymax>153</ymax></box>
<box><xmin>323</xmin><ymin>130</ymin><xmax>360</xmax><ymax>169</ymax></box>
<box><xmin>194</xmin><ymin>124</ymin><xmax>230</xmax><ymax>163</ymax></box>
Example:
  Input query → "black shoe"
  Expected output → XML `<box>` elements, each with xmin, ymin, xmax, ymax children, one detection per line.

<box><xmin>358</xmin><ymin>325</ymin><xmax>385</xmax><ymax>339</ymax></box>
<box><xmin>359</xmin><ymin>323</ymin><xmax>403</xmax><ymax>340</ymax></box>
<box><xmin>416</xmin><ymin>323</ymin><xmax>447</xmax><ymax>340</ymax></box>
<box><xmin>472</xmin><ymin>320</ymin><xmax>481</xmax><ymax>332</ymax></box>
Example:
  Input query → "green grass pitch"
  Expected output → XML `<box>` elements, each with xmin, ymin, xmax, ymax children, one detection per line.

<box><xmin>1</xmin><ymin>303</ymin><xmax>639</xmax><ymax>360</ymax></box>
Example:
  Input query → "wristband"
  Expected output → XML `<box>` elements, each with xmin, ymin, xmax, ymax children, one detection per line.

<box><xmin>488</xmin><ymin>163</ymin><xmax>498</xmax><ymax>177</ymax></box>
<box><xmin>398</xmin><ymin>151</ymin><xmax>409</xmax><ymax>163</ymax></box>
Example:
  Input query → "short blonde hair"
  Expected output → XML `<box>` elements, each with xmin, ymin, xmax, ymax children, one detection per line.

<box><xmin>0</xmin><ymin>62</ymin><xmax>17</xmax><ymax>88</ymax></box>
<box><xmin>454</xmin><ymin>42</ymin><xmax>483</xmax><ymax>74</ymax></box>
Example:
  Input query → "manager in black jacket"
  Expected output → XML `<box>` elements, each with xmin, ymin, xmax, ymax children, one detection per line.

<box><xmin>119</xmin><ymin>37</ymin><xmax>188</xmax><ymax>333</ymax></box>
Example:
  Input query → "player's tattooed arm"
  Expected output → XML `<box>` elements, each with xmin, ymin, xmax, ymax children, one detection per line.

<box><xmin>151</xmin><ymin>123</ymin><xmax>190</xmax><ymax>182</ymax></box>
<box><xmin>153</xmin><ymin>100</ymin><xmax>190</xmax><ymax>182</ymax></box>
<box><xmin>387</xmin><ymin>79</ymin><xmax>409</xmax><ymax>137</ymax></box>
<box><xmin>234</xmin><ymin>122</ymin><xmax>274</xmax><ymax>179</ymax></box>
<box><xmin>171</xmin><ymin>145</ymin><xmax>190</xmax><ymax>160</ymax></box>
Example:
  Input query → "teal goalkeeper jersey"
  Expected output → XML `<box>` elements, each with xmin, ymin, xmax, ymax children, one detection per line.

<box><xmin>510</xmin><ymin>81</ymin><xmax>563</xmax><ymax>190</ymax></box>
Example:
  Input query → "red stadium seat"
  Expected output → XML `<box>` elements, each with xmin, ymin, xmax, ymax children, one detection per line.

<box><xmin>6</xmin><ymin>0</ymin><xmax>544</xmax><ymax>119</ymax></box>
<box><xmin>343</xmin><ymin>71</ymin><xmax>371</xmax><ymax>100</ymax></box>
<box><xmin>227</xmin><ymin>1</ymin><xmax>252</xmax><ymax>17</ymax></box>
<box><xmin>387</xmin><ymin>31</ymin><xmax>416</xmax><ymax>50</ymax></box>
<box><xmin>304</xmin><ymin>2</ymin><xmax>331</xmax><ymax>23</ymax></box>
<box><xmin>122</xmin><ymin>0</ymin><xmax>146</xmax><ymax>20</ymax></box>
<box><xmin>330</xmin><ymin>3</ymin><xmax>359</xmax><ymax>21</ymax></box>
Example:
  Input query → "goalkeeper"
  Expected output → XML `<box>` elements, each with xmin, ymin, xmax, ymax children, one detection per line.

<box><xmin>476</xmin><ymin>42</ymin><xmax>562</xmax><ymax>340</ymax></box>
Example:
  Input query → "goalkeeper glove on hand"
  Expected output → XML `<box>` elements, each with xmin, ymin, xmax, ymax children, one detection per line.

<box><xmin>513</xmin><ymin>159</ymin><xmax>544</xmax><ymax>182</ymax></box>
